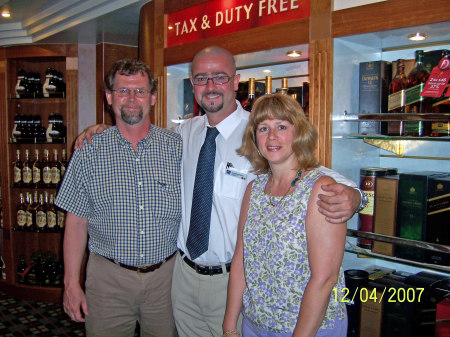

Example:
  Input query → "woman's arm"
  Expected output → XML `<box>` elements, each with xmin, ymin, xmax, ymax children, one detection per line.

<box><xmin>222</xmin><ymin>182</ymin><xmax>253</xmax><ymax>335</ymax></box>
<box><xmin>293</xmin><ymin>175</ymin><xmax>347</xmax><ymax>337</ymax></box>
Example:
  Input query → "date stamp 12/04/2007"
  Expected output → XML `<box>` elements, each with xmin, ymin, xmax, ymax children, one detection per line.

<box><xmin>333</xmin><ymin>287</ymin><xmax>425</xmax><ymax>304</ymax></box>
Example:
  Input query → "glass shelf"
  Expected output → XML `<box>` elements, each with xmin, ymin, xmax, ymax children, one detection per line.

<box><xmin>8</xmin><ymin>93</ymin><xmax>66</xmax><ymax>100</ymax></box>
<box><xmin>347</xmin><ymin>134</ymin><xmax>450</xmax><ymax>141</ymax></box>
<box><xmin>343</xmin><ymin>113</ymin><xmax>450</xmax><ymax>121</ymax></box>
<box><xmin>346</xmin><ymin>229</ymin><xmax>450</xmax><ymax>273</ymax></box>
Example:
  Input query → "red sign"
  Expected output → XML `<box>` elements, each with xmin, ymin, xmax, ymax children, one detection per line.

<box><xmin>166</xmin><ymin>0</ymin><xmax>310</xmax><ymax>47</ymax></box>
<box><xmin>421</xmin><ymin>58</ymin><xmax>450</xmax><ymax>97</ymax></box>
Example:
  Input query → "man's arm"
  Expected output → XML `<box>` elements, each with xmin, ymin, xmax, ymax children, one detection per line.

<box><xmin>74</xmin><ymin>124</ymin><xmax>110</xmax><ymax>149</ymax></box>
<box><xmin>316</xmin><ymin>166</ymin><xmax>364</xmax><ymax>224</ymax></box>
<box><xmin>63</xmin><ymin>213</ymin><xmax>89</xmax><ymax>322</ymax></box>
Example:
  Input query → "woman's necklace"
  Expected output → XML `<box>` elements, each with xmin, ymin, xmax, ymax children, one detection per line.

<box><xmin>268</xmin><ymin>169</ymin><xmax>302</xmax><ymax>207</ymax></box>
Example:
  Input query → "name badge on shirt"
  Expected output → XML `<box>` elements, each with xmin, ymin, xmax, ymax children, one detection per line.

<box><xmin>225</xmin><ymin>167</ymin><xmax>247</xmax><ymax>180</ymax></box>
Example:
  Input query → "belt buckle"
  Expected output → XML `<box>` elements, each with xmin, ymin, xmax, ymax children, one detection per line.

<box><xmin>208</xmin><ymin>265</ymin><xmax>214</xmax><ymax>276</ymax></box>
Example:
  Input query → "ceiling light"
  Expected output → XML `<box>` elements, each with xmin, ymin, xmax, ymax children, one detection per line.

<box><xmin>263</xmin><ymin>69</ymin><xmax>271</xmax><ymax>73</ymax></box>
<box><xmin>287</xmin><ymin>50</ymin><xmax>302</xmax><ymax>57</ymax></box>
<box><xmin>1</xmin><ymin>10</ymin><xmax>10</xmax><ymax>18</ymax></box>
<box><xmin>408</xmin><ymin>32</ymin><xmax>427</xmax><ymax>41</ymax></box>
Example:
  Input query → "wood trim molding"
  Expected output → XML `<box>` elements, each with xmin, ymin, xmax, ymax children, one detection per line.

<box><xmin>332</xmin><ymin>0</ymin><xmax>450</xmax><ymax>37</ymax></box>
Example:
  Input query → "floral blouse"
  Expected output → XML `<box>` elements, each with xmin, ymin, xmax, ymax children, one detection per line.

<box><xmin>242</xmin><ymin>169</ymin><xmax>346</xmax><ymax>333</ymax></box>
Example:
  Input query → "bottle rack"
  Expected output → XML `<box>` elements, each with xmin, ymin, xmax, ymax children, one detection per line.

<box><xmin>0</xmin><ymin>45</ymin><xmax>77</xmax><ymax>302</ymax></box>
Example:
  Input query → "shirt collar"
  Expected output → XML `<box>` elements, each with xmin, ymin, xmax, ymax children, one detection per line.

<box><xmin>206</xmin><ymin>100</ymin><xmax>247</xmax><ymax>140</ymax></box>
<box><xmin>113</xmin><ymin>124</ymin><xmax>154</xmax><ymax>148</ymax></box>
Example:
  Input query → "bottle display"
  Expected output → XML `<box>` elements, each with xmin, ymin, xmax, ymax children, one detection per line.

<box><xmin>15</xmin><ymin>70</ymin><xmax>28</xmax><ymax>98</ymax></box>
<box><xmin>13</xmin><ymin>149</ymin><xmax>23</xmax><ymax>188</ymax></box>
<box><xmin>36</xmin><ymin>193</ymin><xmax>47</xmax><ymax>232</ymax></box>
<box><xmin>404</xmin><ymin>50</ymin><xmax>431</xmax><ymax>136</ymax></box>
<box><xmin>50</xmin><ymin>149</ymin><xmax>61</xmax><ymax>187</ymax></box>
<box><xmin>16</xmin><ymin>252</ymin><xmax>63</xmax><ymax>287</ymax></box>
<box><xmin>387</xmin><ymin>59</ymin><xmax>407</xmax><ymax>136</ymax></box>
<box><xmin>22</xmin><ymin>149</ymin><xmax>33</xmax><ymax>188</ymax></box>
<box><xmin>60</xmin><ymin>149</ymin><xmax>67</xmax><ymax>179</ymax></box>
<box><xmin>264</xmin><ymin>75</ymin><xmax>272</xmax><ymax>95</ymax></box>
<box><xmin>243</xmin><ymin>78</ymin><xmax>256</xmax><ymax>112</ymax></box>
<box><xmin>16</xmin><ymin>193</ymin><xmax>27</xmax><ymax>231</ymax></box>
<box><xmin>42</xmin><ymin>149</ymin><xmax>51</xmax><ymax>188</ymax></box>
<box><xmin>32</xmin><ymin>149</ymin><xmax>42</xmax><ymax>188</ymax></box>
<box><xmin>46</xmin><ymin>193</ymin><xmax>57</xmax><ymax>232</ymax></box>
<box><xmin>26</xmin><ymin>191</ymin><xmax>38</xmax><ymax>232</ymax></box>
<box><xmin>17</xmin><ymin>255</ymin><xmax>27</xmax><ymax>284</ymax></box>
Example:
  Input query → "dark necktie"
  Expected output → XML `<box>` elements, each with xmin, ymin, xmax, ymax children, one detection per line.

<box><xmin>186</xmin><ymin>127</ymin><xmax>220</xmax><ymax>260</ymax></box>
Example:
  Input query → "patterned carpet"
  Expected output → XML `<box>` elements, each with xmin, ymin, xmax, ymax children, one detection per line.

<box><xmin>0</xmin><ymin>291</ymin><xmax>85</xmax><ymax>336</ymax></box>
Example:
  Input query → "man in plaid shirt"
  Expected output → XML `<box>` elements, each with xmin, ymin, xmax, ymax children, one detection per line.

<box><xmin>56</xmin><ymin>59</ymin><xmax>181</xmax><ymax>337</ymax></box>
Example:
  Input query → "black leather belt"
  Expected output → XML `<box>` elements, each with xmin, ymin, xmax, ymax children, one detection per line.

<box><xmin>105</xmin><ymin>251</ymin><xmax>176</xmax><ymax>273</ymax></box>
<box><xmin>178</xmin><ymin>249</ymin><xmax>231</xmax><ymax>276</ymax></box>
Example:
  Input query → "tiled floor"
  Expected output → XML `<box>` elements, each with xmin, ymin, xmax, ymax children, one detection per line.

<box><xmin>0</xmin><ymin>291</ymin><xmax>85</xmax><ymax>336</ymax></box>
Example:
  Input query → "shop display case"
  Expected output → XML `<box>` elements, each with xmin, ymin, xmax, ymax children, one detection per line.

<box><xmin>0</xmin><ymin>45</ymin><xmax>78</xmax><ymax>302</ymax></box>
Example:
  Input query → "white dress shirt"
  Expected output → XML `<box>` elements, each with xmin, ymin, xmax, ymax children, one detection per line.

<box><xmin>176</xmin><ymin>101</ymin><xmax>355</xmax><ymax>264</ymax></box>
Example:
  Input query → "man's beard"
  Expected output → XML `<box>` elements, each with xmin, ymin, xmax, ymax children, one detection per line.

<box><xmin>121</xmin><ymin>105</ymin><xmax>143</xmax><ymax>125</ymax></box>
<box><xmin>199</xmin><ymin>91</ymin><xmax>224</xmax><ymax>113</ymax></box>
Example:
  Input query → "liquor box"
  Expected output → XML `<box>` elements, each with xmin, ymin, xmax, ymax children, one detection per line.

<box><xmin>372</xmin><ymin>175</ymin><xmax>399</xmax><ymax>256</ymax></box>
<box><xmin>359</xmin><ymin>281</ymin><xmax>385</xmax><ymax>337</ymax></box>
<box><xmin>375</xmin><ymin>276</ymin><xmax>436</xmax><ymax>337</ymax></box>
<box><xmin>359</xmin><ymin>61</ymin><xmax>392</xmax><ymax>134</ymax></box>
<box><xmin>435</xmin><ymin>297</ymin><xmax>450</xmax><ymax>337</ymax></box>
<box><xmin>396</xmin><ymin>172</ymin><xmax>448</xmax><ymax>262</ymax></box>
<box><xmin>426</xmin><ymin>176</ymin><xmax>450</xmax><ymax>266</ymax></box>
<box><xmin>365</xmin><ymin>265</ymin><xmax>395</xmax><ymax>280</ymax></box>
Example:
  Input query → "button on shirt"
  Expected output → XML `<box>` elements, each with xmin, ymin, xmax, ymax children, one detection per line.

<box><xmin>56</xmin><ymin>125</ymin><xmax>182</xmax><ymax>266</ymax></box>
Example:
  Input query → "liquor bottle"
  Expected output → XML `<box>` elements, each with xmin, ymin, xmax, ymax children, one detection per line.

<box><xmin>276</xmin><ymin>77</ymin><xmax>289</xmax><ymax>95</ymax></box>
<box><xmin>25</xmin><ymin>192</ymin><xmax>33</xmax><ymax>231</ymax></box>
<box><xmin>57</xmin><ymin>203</ymin><xmax>66</xmax><ymax>231</ymax></box>
<box><xmin>22</xmin><ymin>149</ymin><xmax>33</xmax><ymax>188</ymax></box>
<box><xmin>32</xmin><ymin>149</ymin><xmax>42</xmax><ymax>188</ymax></box>
<box><xmin>16</xmin><ymin>193</ymin><xmax>27</xmax><ymax>231</ymax></box>
<box><xmin>17</xmin><ymin>255</ymin><xmax>27</xmax><ymax>284</ymax></box>
<box><xmin>43</xmin><ymin>68</ymin><xmax>54</xmax><ymax>98</ymax></box>
<box><xmin>0</xmin><ymin>256</ymin><xmax>6</xmax><ymax>280</ymax></box>
<box><xmin>42</xmin><ymin>149</ymin><xmax>52</xmax><ymax>188</ymax></box>
<box><xmin>243</xmin><ymin>78</ymin><xmax>256</xmax><ymax>112</ymax></box>
<box><xmin>60</xmin><ymin>149</ymin><xmax>67</xmax><ymax>179</ymax></box>
<box><xmin>47</xmin><ymin>193</ymin><xmax>57</xmax><ymax>232</ymax></box>
<box><xmin>33</xmin><ymin>72</ymin><xmax>43</xmax><ymax>98</ymax></box>
<box><xmin>430</xmin><ymin>49</ymin><xmax>450</xmax><ymax>137</ymax></box>
<box><xmin>21</xmin><ymin>115</ymin><xmax>33</xmax><ymax>142</ymax></box>
<box><xmin>264</xmin><ymin>76</ymin><xmax>272</xmax><ymax>95</ymax></box>
<box><xmin>26</xmin><ymin>253</ymin><xmax>38</xmax><ymax>285</ymax></box>
<box><xmin>50</xmin><ymin>254</ymin><xmax>59</xmax><ymax>286</ymax></box>
<box><xmin>404</xmin><ymin>50</ymin><xmax>431</xmax><ymax>136</ymax></box>
<box><xmin>36</xmin><ymin>193</ymin><xmax>47</xmax><ymax>232</ymax></box>
<box><xmin>51</xmin><ymin>114</ymin><xmax>66</xmax><ymax>143</ymax></box>
<box><xmin>26</xmin><ymin>191</ymin><xmax>39</xmax><ymax>232</ymax></box>
<box><xmin>15</xmin><ymin>69</ymin><xmax>27</xmax><ymax>98</ymax></box>
<box><xmin>12</xmin><ymin>149</ymin><xmax>23</xmax><ymax>188</ymax></box>
<box><xmin>46</xmin><ymin>114</ymin><xmax>55</xmax><ymax>143</ymax></box>
<box><xmin>387</xmin><ymin>59</ymin><xmax>407</xmax><ymax>136</ymax></box>
<box><xmin>33</xmin><ymin>115</ymin><xmax>46</xmax><ymax>143</ymax></box>
<box><xmin>12</xmin><ymin>114</ymin><xmax>21</xmax><ymax>143</ymax></box>
<box><xmin>54</xmin><ymin>253</ymin><xmax>64</xmax><ymax>287</ymax></box>
<box><xmin>50</xmin><ymin>149</ymin><xmax>61</xmax><ymax>187</ymax></box>
<box><xmin>16</xmin><ymin>112</ymin><xmax>26</xmax><ymax>143</ymax></box>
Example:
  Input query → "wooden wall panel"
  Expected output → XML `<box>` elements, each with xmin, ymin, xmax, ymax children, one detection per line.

<box><xmin>332</xmin><ymin>0</ymin><xmax>450</xmax><ymax>38</ymax></box>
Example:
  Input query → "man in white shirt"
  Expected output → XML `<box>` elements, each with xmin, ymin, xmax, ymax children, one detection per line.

<box><xmin>171</xmin><ymin>46</ymin><xmax>362</xmax><ymax>337</ymax></box>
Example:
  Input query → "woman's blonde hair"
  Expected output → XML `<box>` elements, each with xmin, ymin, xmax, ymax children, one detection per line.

<box><xmin>238</xmin><ymin>94</ymin><xmax>318</xmax><ymax>174</ymax></box>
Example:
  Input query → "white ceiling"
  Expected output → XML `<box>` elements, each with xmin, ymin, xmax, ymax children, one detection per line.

<box><xmin>0</xmin><ymin>0</ymin><xmax>150</xmax><ymax>47</ymax></box>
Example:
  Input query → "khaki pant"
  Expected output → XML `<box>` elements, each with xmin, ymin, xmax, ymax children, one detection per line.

<box><xmin>85</xmin><ymin>253</ymin><xmax>177</xmax><ymax>337</ymax></box>
<box><xmin>171</xmin><ymin>252</ymin><xmax>242</xmax><ymax>337</ymax></box>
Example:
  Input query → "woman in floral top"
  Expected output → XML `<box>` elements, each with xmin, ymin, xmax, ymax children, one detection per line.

<box><xmin>223</xmin><ymin>94</ymin><xmax>347</xmax><ymax>337</ymax></box>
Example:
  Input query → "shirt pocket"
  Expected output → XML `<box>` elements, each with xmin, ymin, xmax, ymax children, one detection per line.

<box><xmin>214</xmin><ymin>161</ymin><xmax>249</xmax><ymax>200</ymax></box>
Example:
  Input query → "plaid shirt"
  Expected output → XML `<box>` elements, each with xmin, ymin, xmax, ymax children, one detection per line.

<box><xmin>56</xmin><ymin>125</ymin><xmax>182</xmax><ymax>266</ymax></box>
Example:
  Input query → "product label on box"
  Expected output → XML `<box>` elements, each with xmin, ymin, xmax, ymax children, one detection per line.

<box><xmin>421</xmin><ymin>57</ymin><xmax>450</xmax><ymax>97</ymax></box>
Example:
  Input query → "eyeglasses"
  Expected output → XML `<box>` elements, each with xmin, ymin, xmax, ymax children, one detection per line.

<box><xmin>192</xmin><ymin>75</ymin><xmax>234</xmax><ymax>86</ymax></box>
<box><xmin>111</xmin><ymin>88</ymin><xmax>151</xmax><ymax>98</ymax></box>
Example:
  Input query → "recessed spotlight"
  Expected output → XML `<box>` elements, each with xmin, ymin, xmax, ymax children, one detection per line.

<box><xmin>287</xmin><ymin>50</ymin><xmax>302</xmax><ymax>57</ymax></box>
<box><xmin>1</xmin><ymin>10</ymin><xmax>10</xmax><ymax>18</ymax></box>
<box><xmin>263</xmin><ymin>69</ymin><xmax>271</xmax><ymax>73</ymax></box>
<box><xmin>408</xmin><ymin>32</ymin><xmax>427</xmax><ymax>41</ymax></box>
